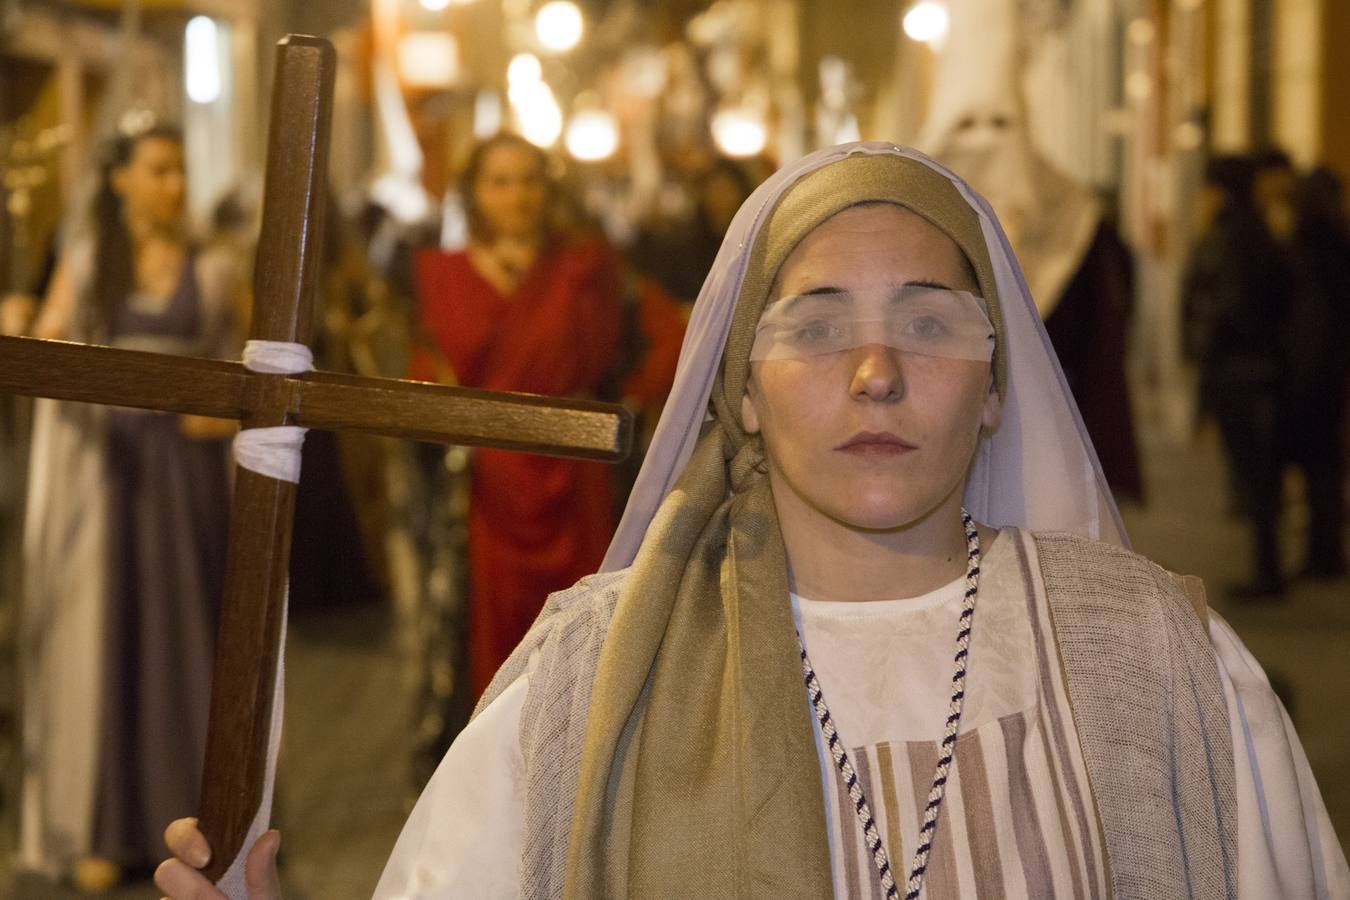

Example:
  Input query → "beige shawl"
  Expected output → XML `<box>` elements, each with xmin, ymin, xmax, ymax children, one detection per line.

<box><xmin>565</xmin><ymin>154</ymin><xmax>1003</xmax><ymax>897</ymax></box>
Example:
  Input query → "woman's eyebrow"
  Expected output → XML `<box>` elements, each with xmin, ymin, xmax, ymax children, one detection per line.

<box><xmin>778</xmin><ymin>279</ymin><xmax>964</xmax><ymax>309</ymax></box>
<box><xmin>774</xmin><ymin>287</ymin><xmax>851</xmax><ymax>313</ymax></box>
<box><xmin>899</xmin><ymin>278</ymin><xmax>957</xmax><ymax>291</ymax></box>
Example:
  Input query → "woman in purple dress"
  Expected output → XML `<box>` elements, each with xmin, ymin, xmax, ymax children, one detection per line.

<box><xmin>17</xmin><ymin>124</ymin><xmax>245</xmax><ymax>891</ymax></box>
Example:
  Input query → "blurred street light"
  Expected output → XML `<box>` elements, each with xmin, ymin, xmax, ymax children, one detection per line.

<box><xmin>902</xmin><ymin>1</ymin><xmax>949</xmax><ymax>44</ymax></box>
<box><xmin>1126</xmin><ymin>71</ymin><xmax>1154</xmax><ymax>101</ymax></box>
<box><xmin>509</xmin><ymin>74</ymin><xmax>563</xmax><ymax>147</ymax></box>
<box><xmin>536</xmin><ymin>1</ymin><xmax>584</xmax><ymax>53</ymax></box>
<box><xmin>398</xmin><ymin>32</ymin><xmax>460</xmax><ymax>87</ymax></box>
<box><xmin>565</xmin><ymin>109</ymin><xmax>619</xmax><ymax>161</ymax></box>
<box><xmin>711</xmin><ymin>106</ymin><xmax>767</xmax><ymax>158</ymax></box>
<box><xmin>506</xmin><ymin>51</ymin><xmax>561</xmax><ymax>147</ymax></box>
<box><xmin>185</xmin><ymin>16</ymin><xmax>222</xmax><ymax>104</ymax></box>
<box><xmin>508</xmin><ymin>52</ymin><xmax>543</xmax><ymax>86</ymax></box>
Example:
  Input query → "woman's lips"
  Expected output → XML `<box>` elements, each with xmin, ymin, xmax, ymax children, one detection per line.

<box><xmin>834</xmin><ymin>431</ymin><xmax>917</xmax><ymax>456</ymax></box>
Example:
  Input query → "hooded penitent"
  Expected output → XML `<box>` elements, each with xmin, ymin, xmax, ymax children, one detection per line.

<box><xmin>915</xmin><ymin>0</ymin><xmax>1099</xmax><ymax>319</ymax></box>
<box><xmin>565</xmin><ymin>143</ymin><xmax>1123</xmax><ymax>897</ymax></box>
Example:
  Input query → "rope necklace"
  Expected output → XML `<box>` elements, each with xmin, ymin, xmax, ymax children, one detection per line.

<box><xmin>797</xmin><ymin>508</ymin><xmax>981</xmax><ymax>900</ymax></box>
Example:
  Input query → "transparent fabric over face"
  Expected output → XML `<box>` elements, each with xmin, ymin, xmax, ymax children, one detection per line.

<box><xmin>749</xmin><ymin>285</ymin><xmax>995</xmax><ymax>363</ymax></box>
<box><xmin>602</xmin><ymin>142</ymin><xmax>1127</xmax><ymax>574</ymax></box>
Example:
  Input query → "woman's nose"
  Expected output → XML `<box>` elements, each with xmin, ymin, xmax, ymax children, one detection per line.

<box><xmin>849</xmin><ymin>342</ymin><xmax>903</xmax><ymax>402</ymax></box>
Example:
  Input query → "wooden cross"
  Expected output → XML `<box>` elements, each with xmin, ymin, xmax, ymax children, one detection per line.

<box><xmin>0</xmin><ymin>35</ymin><xmax>631</xmax><ymax>882</ymax></box>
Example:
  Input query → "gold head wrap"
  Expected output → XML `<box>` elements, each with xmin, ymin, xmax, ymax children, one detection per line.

<box><xmin>566</xmin><ymin>154</ymin><xmax>1005</xmax><ymax>897</ymax></box>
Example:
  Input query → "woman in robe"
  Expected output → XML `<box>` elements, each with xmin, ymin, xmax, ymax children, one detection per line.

<box><xmin>17</xmin><ymin>124</ymin><xmax>244</xmax><ymax>890</ymax></box>
<box><xmin>159</xmin><ymin>143</ymin><xmax>1346</xmax><ymax>899</ymax></box>
<box><xmin>409</xmin><ymin>133</ymin><xmax>623</xmax><ymax>701</ymax></box>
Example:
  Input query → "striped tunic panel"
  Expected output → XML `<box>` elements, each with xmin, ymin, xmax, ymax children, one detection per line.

<box><xmin>795</xmin><ymin>528</ymin><xmax>1109</xmax><ymax>899</ymax></box>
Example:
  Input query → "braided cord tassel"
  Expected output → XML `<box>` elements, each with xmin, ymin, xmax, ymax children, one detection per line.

<box><xmin>798</xmin><ymin>509</ymin><xmax>981</xmax><ymax>900</ymax></box>
<box><xmin>903</xmin><ymin>509</ymin><xmax>980</xmax><ymax>899</ymax></box>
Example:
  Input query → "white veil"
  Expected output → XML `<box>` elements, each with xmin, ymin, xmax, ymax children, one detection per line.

<box><xmin>601</xmin><ymin>141</ymin><xmax>1126</xmax><ymax>572</ymax></box>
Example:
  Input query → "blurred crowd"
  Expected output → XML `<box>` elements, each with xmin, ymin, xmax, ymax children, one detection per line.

<box><xmin>1</xmin><ymin>119</ymin><xmax>1347</xmax><ymax>892</ymax></box>
<box><xmin>1183</xmin><ymin>149</ymin><xmax>1350</xmax><ymax>598</ymax></box>
<box><xmin>0</xmin><ymin>121</ymin><xmax>746</xmax><ymax>891</ymax></box>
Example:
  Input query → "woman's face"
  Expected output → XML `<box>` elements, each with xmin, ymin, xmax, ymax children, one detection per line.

<box><xmin>741</xmin><ymin>203</ymin><xmax>1000</xmax><ymax>533</ymax></box>
<box><xmin>112</xmin><ymin>137</ymin><xmax>185</xmax><ymax>228</ymax></box>
<box><xmin>472</xmin><ymin>142</ymin><xmax>548</xmax><ymax>241</ymax></box>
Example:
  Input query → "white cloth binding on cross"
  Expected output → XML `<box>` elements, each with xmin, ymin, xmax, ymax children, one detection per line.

<box><xmin>230</xmin><ymin>340</ymin><xmax>314</xmax><ymax>483</ymax></box>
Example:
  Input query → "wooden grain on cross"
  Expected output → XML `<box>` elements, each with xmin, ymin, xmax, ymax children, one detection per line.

<box><xmin>0</xmin><ymin>35</ymin><xmax>631</xmax><ymax>883</ymax></box>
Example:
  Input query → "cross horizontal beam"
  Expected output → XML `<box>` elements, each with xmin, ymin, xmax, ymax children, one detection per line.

<box><xmin>0</xmin><ymin>335</ymin><xmax>631</xmax><ymax>460</ymax></box>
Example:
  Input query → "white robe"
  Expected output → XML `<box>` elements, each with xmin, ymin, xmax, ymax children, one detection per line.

<box><xmin>372</xmin><ymin>612</ymin><xmax>1349</xmax><ymax>899</ymax></box>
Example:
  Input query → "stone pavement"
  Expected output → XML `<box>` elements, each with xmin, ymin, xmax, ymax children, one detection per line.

<box><xmin>4</xmin><ymin>426</ymin><xmax>1347</xmax><ymax>898</ymax></box>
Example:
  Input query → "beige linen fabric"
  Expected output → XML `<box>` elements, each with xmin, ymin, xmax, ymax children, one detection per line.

<box><xmin>560</xmin><ymin>153</ymin><xmax>1016</xmax><ymax>899</ymax></box>
<box><xmin>477</xmin><ymin>531</ymin><xmax>1237</xmax><ymax>899</ymax></box>
<box><xmin>1036</xmin><ymin>532</ymin><xmax>1237</xmax><ymax>898</ymax></box>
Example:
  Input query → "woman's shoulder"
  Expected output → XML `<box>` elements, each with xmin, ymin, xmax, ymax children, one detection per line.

<box><xmin>414</xmin><ymin>245</ymin><xmax>472</xmax><ymax>275</ymax></box>
<box><xmin>411</xmin><ymin>248</ymin><xmax>478</xmax><ymax>311</ymax></box>
<box><xmin>1027</xmin><ymin>528</ymin><xmax>1179</xmax><ymax>578</ymax></box>
<box><xmin>473</xmin><ymin>567</ymin><xmax>630</xmax><ymax>714</ymax></box>
<box><xmin>59</xmin><ymin>232</ymin><xmax>98</xmax><ymax>287</ymax></box>
<box><xmin>527</xmin><ymin>567</ymin><xmax>630</xmax><ymax>680</ymax></box>
<box><xmin>550</xmin><ymin>232</ymin><xmax>621</xmax><ymax>274</ymax></box>
<box><xmin>192</xmin><ymin>240</ymin><xmax>243</xmax><ymax>285</ymax></box>
<box><xmin>535</xmin><ymin>567</ymin><xmax>630</xmax><ymax>631</ymax></box>
<box><xmin>1024</xmin><ymin>528</ymin><xmax>1208</xmax><ymax>624</ymax></box>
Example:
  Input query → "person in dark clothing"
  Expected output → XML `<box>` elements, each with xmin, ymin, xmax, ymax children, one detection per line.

<box><xmin>629</xmin><ymin>156</ymin><xmax>757</xmax><ymax>308</ymax></box>
<box><xmin>1281</xmin><ymin>167</ymin><xmax>1350</xmax><ymax>579</ymax></box>
<box><xmin>1043</xmin><ymin>213</ymin><xmax>1145</xmax><ymax>503</ymax></box>
<box><xmin>1183</xmin><ymin>155</ymin><xmax>1291</xmax><ymax>598</ymax></box>
<box><xmin>1254</xmin><ymin>148</ymin><xmax>1297</xmax><ymax>246</ymax></box>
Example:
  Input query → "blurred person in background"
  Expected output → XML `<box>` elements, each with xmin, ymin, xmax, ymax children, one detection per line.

<box><xmin>600</xmin><ymin>265</ymin><xmax>687</xmax><ymax>518</ymax></box>
<box><xmin>629</xmin><ymin>155</ymin><xmax>758</xmax><ymax>309</ymax></box>
<box><xmin>917</xmin><ymin>5</ymin><xmax>1145</xmax><ymax>504</ymax></box>
<box><xmin>286</xmin><ymin>188</ymin><xmax>387</xmax><ymax>612</ymax></box>
<box><xmin>1254</xmin><ymin>148</ymin><xmax>1298</xmax><ymax>246</ymax></box>
<box><xmin>409</xmin><ymin>132</ymin><xmax>623</xmax><ymax>700</ymax></box>
<box><xmin>8</xmin><ymin>123</ymin><xmax>245</xmax><ymax>891</ymax></box>
<box><xmin>1183</xmin><ymin>155</ymin><xmax>1291</xmax><ymax>599</ymax></box>
<box><xmin>1281</xmin><ymin>166</ymin><xmax>1350</xmax><ymax>580</ymax></box>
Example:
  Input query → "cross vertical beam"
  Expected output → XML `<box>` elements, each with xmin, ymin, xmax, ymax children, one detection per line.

<box><xmin>197</xmin><ymin>35</ymin><xmax>335</xmax><ymax>882</ymax></box>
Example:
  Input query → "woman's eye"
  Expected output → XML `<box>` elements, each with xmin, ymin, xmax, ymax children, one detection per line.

<box><xmin>905</xmin><ymin>315</ymin><xmax>948</xmax><ymax>339</ymax></box>
<box><xmin>791</xmin><ymin>320</ymin><xmax>840</xmax><ymax>344</ymax></box>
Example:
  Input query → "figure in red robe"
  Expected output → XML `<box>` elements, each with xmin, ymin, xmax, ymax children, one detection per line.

<box><xmin>411</xmin><ymin>134</ymin><xmax>622</xmax><ymax>698</ymax></box>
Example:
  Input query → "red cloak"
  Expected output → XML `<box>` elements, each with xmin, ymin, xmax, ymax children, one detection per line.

<box><xmin>412</xmin><ymin>238</ymin><xmax>621</xmax><ymax>697</ymax></box>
